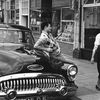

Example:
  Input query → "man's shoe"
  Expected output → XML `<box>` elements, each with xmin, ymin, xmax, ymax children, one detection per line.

<box><xmin>96</xmin><ymin>85</ymin><xmax>100</xmax><ymax>91</ymax></box>
<box><xmin>96</xmin><ymin>78</ymin><xmax>100</xmax><ymax>91</ymax></box>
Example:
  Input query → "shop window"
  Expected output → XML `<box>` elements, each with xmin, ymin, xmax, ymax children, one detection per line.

<box><xmin>16</xmin><ymin>9</ymin><xmax>19</xmax><ymax>20</ymax></box>
<box><xmin>11</xmin><ymin>0</ymin><xmax>15</xmax><ymax>9</ymax></box>
<box><xmin>7</xmin><ymin>10</ymin><xmax>11</xmax><ymax>23</ymax></box>
<box><xmin>6</xmin><ymin>1</ymin><xmax>10</xmax><ymax>10</ymax></box>
<box><xmin>95</xmin><ymin>0</ymin><xmax>100</xmax><ymax>3</ymax></box>
<box><xmin>84</xmin><ymin>7</ymin><xmax>100</xmax><ymax>28</ymax></box>
<box><xmin>15</xmin><ymin>0</ymin><xmax>19</xmax><ymax>9</ymax></box>
<box><xmin>84</xmin><ymin>0</ymin><xmax>100</xmax><ymax>4</ymax></box>
<box><xmin>21</xmin><ymin>0</ymin><xmax>29</xmax><ymax>15</ymax></box>
<box><xmin>30</xmin><ymin>10</ymin><xmax>41</xmax><ymax>36</ymax></box>
<box><xmin>16</xmin><ymin>21</ymin><xmax>19</xmax><ymax>25</ymax></box>
<box><xmin>58</xmin><ymin>21</ymin><xmax>74</xmax><ymax>43</ymax></box>
<box><xmin>84</xmin><ymin>0</ymin><xmax>94</xmax><ymax>4</ymax></box>
<box><xmin>11</xmin><ymin>10</ymin><xmax>15</xmax><ymax>20</ymax></box>
<box><xmin>62</xmin><ymin>8</ymin><xmax>74</xmax><ymax>20</ymax></box>
<box><xmin>0</xmin><ymin>10</ymin><xmax>4</xmax><ymax>23</ymax></box>
<box><xmin>57</xmin><ymin>7</ymin><xmax>74</xmax><ymax>43</ymax></box>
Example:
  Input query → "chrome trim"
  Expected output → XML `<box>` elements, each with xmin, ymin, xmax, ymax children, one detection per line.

<box><xmin>27</xmin><ymin>64</ymin><xmax>44</xmax><ymax>71</ymax></box>
<box><xmin>0</xmin><ymin>73</ymin><xmax>67</xmax><ymax>97</ymax></box>
<box><xmin>67</xmin><ymin>65</ymin><xmax>78</xmax><ymax>81</ymax></box>
<box><xmin>0</xmin><ymin>87</ymin><xmax>68</xmax><ymax>96</ymax></box>
<box><xmin>0</xmin><ymin>73</ymin><xmax>65</xmax><ymax>82</ymax></box>
<box><xmin>67</xmin><ymin>65</ymin><xmax>78</xmax><ymax>76</ymax></box>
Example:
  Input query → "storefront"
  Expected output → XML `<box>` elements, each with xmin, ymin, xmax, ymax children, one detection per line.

<box><xmin>52</xmin><ymin>0</ymin><xmax>74</xmax><ymax>55</ymax></box>
<box><xmin>80</xmin><ymin>0</ymin><xmax>100</xmax><ymax>60</ymax></box>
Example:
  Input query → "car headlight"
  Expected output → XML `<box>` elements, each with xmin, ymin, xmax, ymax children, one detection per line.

<box><xmin>67</xmin><ymin>65</ymin><xmax>78</xmax><ymax>76</ymax></box>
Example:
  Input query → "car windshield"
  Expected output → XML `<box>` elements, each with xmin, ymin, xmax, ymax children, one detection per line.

<box><xmin>0</xmin><ymin>29</ymin><xmax>32</xmax><ymax>44</ymax></box>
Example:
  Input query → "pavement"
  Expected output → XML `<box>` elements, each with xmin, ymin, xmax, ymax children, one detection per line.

<box><xmin>63</xmin><ymin>54</ymin><xmax>100</xmax><ymax>100</ymax></box>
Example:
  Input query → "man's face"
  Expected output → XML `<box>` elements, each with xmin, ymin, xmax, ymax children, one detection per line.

<box><xmin>46</xmin><ymin>24</ymin><xmax>52</xmax><ymax>33</ymax></box>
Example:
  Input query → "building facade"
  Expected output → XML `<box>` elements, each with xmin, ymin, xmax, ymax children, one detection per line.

<box><xmin>79</xmin><ymin>0</ymin><xmax>100</xmax><ymax>60</ymax></box>
<box><xmin>1</xmin><ymin>0</ymin><xmax>30</xmax><ymax>27</ymax></box>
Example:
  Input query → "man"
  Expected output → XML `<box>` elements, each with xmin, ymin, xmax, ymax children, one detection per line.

<box><xmin>91</xmin><ymin>33</ymin><xmax>100</xmax><ymax>90</ymax></box>
<box><xmin>34</xmin><ymin>22</ymin><xmax>74</xmax><ymax>65</ymax></box>
<box><xmin>34</xmin><ymin>22</ymin><xmax>78</xmax><ymax>88</ymax></box>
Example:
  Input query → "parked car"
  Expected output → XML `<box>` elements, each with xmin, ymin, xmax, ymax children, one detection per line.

<box><xmin>0</xmin><ymin>24</ymin><xmax>78</xmax><ymax>100</ymax></box>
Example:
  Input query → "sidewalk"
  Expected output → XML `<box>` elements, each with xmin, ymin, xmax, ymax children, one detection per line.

<box><xmin>63</xmin><ymin>54</ymin><xmax>100</xmax><ymax>100</ymax></box>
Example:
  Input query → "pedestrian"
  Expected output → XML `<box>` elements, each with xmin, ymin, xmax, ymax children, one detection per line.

<box><xmin>34</xmin><ymin>21</ymin><xmax>74</xmax><ymax>65</ymax></box>
<box><xmin>91</xmin><ymin>33</ymin><xmax>100</xmax><ymax>90</ymax></box>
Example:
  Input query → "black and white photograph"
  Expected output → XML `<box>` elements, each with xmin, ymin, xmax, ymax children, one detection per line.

<box><xmin>0</xmin><ymin>0</ymin><xmax>100</xmax><ymax>100</ymax></box>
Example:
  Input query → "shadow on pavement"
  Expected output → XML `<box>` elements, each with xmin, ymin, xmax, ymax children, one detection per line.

<box><xmin>48</xmin><ymin>96</ymin><xmax>82</xmax><ymax>100</ymax></box>
<box><xmin>67</xmin><ymin>96</ymin><xmax>82</xmax><ymax>100</ymax></box>
<box><xmin>76</xmin><ymin>86</ymin><xmax>99</xmax><ymax>97</ymax></box>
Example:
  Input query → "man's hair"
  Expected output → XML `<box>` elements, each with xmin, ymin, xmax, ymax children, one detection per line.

<box><xmin>41</xmin><ymin>22</ymin><xmax>51</xmax><ymax>30</ymax></box>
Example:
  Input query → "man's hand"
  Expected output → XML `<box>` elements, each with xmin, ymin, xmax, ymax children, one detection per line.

<box><xmin>91</xmin><ymin>57</ymin><xmax>94</xmax><ymax>64</ymax></box>
<box><xmin>46</xmin><ymin>48</ymin><xmax>53</xmax><ymax>53</ymax></box>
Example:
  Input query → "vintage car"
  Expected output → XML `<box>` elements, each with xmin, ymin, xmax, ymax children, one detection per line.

<box><xmin>0</xmin><ymin>24</ymin><xmax>78</xmax><ymax>100</ymax></box>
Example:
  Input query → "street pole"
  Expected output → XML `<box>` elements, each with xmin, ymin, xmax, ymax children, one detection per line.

<box><xmin>4</xmin><ymin>0</ymin><xmax>7</xmax><ymax>23</ymax></box>
<box><xmin>79</xmin><ymin>0</ymin><xmax>82</xmax><ymax>50</ymax></box>
<box><xmin>41</xmin><ymin>0</ymin><xmax>52</xmax><ymax>23</ymax></box>
<box><xmin>28</xmin><ymin>0</ymin><xmax>30</xmax><ymax>28</ymax></box>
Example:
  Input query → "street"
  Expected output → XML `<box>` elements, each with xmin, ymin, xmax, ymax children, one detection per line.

<box><xmin>63</xmin><ymin>54</ymin><xmax>100</xmax><ymax>100</ymax></box>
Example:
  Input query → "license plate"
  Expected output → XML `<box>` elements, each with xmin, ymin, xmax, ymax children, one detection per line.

<box><xmin>17</xmin><ymin>96</ymin><xmax>47</xmax><ymax>100</ymax></box>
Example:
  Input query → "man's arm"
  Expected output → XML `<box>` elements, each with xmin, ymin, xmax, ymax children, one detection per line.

<box><xmin>91</xmin><ymin>34</ymin><xmax>100</xmax><ymax>63</ymax></box>
<box><xmin>34</xmin><ymin>38</ymin><xmax>53</xmax><ymax>53</ymax></box>
<box><xmin>91</xmin><ymin>45</ymin><xmax>98</xmax><ymax>63</ymax></box>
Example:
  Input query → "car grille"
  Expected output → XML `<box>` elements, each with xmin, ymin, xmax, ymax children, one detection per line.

<box><xmin>0</xmin><ymin>78</ymin><xmax>65</xmax><ymax>91</ymax></box>
<box><xmin>0</xmin><ymin>73</ymin><xmax>66</xmax><ymax>92</ymax></box>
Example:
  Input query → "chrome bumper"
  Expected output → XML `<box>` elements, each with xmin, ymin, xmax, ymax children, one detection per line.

<box><xmin>0</xmin><ymin>73</ymin><xmax>71</xmax><ymax>99</ymax></box>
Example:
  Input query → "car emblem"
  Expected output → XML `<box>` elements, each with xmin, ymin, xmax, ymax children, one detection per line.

<box><xmin>27</xmin><ymin>64</ymin><xmax>44</xmax><ymax>71</ymax></box>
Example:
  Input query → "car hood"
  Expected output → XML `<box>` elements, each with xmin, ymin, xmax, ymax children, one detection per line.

<box><xmin>0</xmin><ymin>50</ymin><xmax>38</xmax><ymax>76</ymax></box>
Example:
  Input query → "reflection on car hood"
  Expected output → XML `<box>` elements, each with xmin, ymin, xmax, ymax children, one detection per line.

<box><xmin>0</xmin><ymin>50</ymin><xmax>38</xmax><ymax>76</ymax></box>
<box><xmin>0</xmin><ymin>43</ymin><xmax>24</xmax><ymax>51</ymax></box>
